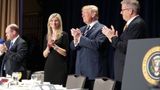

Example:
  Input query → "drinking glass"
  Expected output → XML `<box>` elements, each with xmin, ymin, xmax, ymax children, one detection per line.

<box><xmin>12</xmin><ymin>72</ymin><xmax>21</xmax><ymax>85</ymax></box>
<box><xmin>31</xmin><ymin>74</ymin><xmax>38</xmax><ymax>81</ymax></box>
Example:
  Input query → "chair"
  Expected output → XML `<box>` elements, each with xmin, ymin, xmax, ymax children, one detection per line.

<box><xmin>93</xmin><ymin>77</ymin><xmax>115</xmax><ymax>90</ymax></box>
<box><xmin>66</xmin><ymin>74</ymin><xmax>86</xmax><ymax>89</ymax></box>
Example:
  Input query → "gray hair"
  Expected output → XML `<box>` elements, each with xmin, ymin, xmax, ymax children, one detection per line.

<box><xmin>121</xmin><ymin>0</ymin><xmax>140</xmax><ymax>14</ymax></box>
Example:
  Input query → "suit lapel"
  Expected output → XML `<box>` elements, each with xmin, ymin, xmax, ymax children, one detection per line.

<box><xmin>5</xmin><ymin>41</ymin><xmax>11</xmax><ymax>49</ymax></box>
<box><xmin>125</xmin><ymin>16</ymin><xmax>140</xmax><ymax>31</ymax></box>
<box><xmin>85</xmin><ymin>22</ymin><xmax>100</xmax><ymax>37</ymax></box>
<box><xmin>9</xmin><ymin>37</ymin><xmax>20</xmax><ymax>50</ymax></box>
<box><xmin>121</xmin><ymin>16</ymin><xmax>141</xmax><ymax>39</ymax></box>
<box><xmin>122</xmin><ymin>16</ymin><xmax>140</xmax><ymax>36</ymax></box>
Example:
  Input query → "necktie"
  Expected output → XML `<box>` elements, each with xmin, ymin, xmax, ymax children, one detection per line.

<box><xmin>9</xmin><ymin>41</ymin><xmax>13</xmax><ymax>49</ymax></box>
<box><xmin>84</xmin><ymin>25</ymin><xmax>90</xmax><ymax>36</ymax></box>
<box><xmin>123</xmin><ymin>24</ymin><xmax>128</xmax><ymax>31</ymax></box>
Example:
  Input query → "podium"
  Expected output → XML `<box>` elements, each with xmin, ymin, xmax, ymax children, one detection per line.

<box><xmin>122</xmin><ymin>38</ymin><xmax>160</xmax><ymax>90</ymax></box>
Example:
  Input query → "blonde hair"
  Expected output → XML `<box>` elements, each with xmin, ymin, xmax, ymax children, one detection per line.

<box><xmin>82</xmin><ymin>5</ymin><xmax>99</xmax><ymax>20</ymax></box>
<box><xmin>47</xmin><ymin>13</ymin><xmax>63</xmax><ymax>41</ymax></box>
<box><xmin>121</xmin><ymin>0</ymin><xmax>140</xmax><ymax>14</ymax></box>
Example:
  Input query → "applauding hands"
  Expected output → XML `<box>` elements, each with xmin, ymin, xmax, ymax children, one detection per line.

<box><xmin>71</xmin><ymin>28</ymin><xmax>82</xmax><ymax>45</ymax></box>
<box><xmin>102</xmin><ymin>25</ymin><xmax>118</xmax><ymax>42</ymax></box>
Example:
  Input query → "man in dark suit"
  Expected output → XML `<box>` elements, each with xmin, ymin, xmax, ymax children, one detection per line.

<box><xmin>102</xmin><ymin>0</ymin><xmax>147</xmax><ymax>89</ymax></box>
<box><xmin>70</xmin><ymin>5</ymin><xmax>107</xmax><ymax>90</ymax></box>
<box><xmin>0</xmin><ymin>24</ymin><xmax>28</xmax><ymax>79</ymax></box>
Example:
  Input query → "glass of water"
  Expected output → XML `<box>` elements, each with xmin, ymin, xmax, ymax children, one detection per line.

<box><xmin>31</xmin><ymin>74</ymin><xmax>38</xmax><ymax>81</ymax></box>
<box><xmin>12</xmin><ymin>72</ymin><xmax>21</xmax><ymax>85</ymax></box>
<box><xmin>12</xmin><ymin>72</ymin><xmax>18</xmax><ymax>81</ymax></box>
<box><xmin>31</xmin><ymin>74</ymin><xmax>40</xmax><ymax>86</ymax></box>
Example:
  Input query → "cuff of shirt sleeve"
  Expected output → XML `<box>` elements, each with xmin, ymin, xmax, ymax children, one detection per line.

<box><xmin>74</xmin><ymin>36</ymin><xmax>81</xmax><ymax>47</ymax></box>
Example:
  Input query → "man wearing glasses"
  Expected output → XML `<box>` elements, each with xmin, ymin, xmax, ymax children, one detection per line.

<box><xmin>102</xmin><ymin>0</ymin><xmax>147</xmax><ymax>89</ymax></box>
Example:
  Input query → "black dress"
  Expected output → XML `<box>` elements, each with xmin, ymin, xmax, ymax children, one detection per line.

<box><xmin>44</xmin><ymin>32</ymin><xmax>69</xmax><ymax>85</ymax></box>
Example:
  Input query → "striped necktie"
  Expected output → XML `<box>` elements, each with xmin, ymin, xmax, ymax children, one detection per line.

<box><xmin>84</xmin><ymin>25</ymin><xmax>90</xmax><ymax>36</ymax></box>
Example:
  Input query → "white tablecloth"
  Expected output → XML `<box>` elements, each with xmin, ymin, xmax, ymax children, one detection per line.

<box><xmin>0</xmin><ymin>78</ymin><xmax>87</xmax><ymax>90</ymax></box>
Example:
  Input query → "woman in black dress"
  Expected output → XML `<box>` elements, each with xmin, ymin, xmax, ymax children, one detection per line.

<box><xmin>43</xmin><ymin>13</ymin><xmax>69</xmax><ymax>85</ymax></box>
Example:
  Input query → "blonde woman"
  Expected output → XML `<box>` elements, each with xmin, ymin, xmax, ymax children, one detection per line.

<box><xmin>43</xmin><ymin>13</ymin><xmax>69</xmax><ymax>85</ymax></box>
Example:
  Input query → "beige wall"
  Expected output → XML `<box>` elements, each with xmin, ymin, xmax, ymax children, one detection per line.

<box><xmin>0</xmin><ymin>0</ymin><xmax>19</xmax><ymax>39</ymax></box>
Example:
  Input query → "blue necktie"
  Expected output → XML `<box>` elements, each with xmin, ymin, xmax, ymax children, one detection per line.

<box><xmin>9</xmin><ymin>42</ymin><xmax>13</xmax><ymax>49</ymax></box>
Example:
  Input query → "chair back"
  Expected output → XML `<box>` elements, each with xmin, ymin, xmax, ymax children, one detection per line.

<box><xmin>66</xmin><ymin>74</ymin><xmax>86</xmax><ymax>89</ymax></box>
<box><xmin>93</xmin><ymin>77</ymin><xmax>115</xmax><ymax>90</ymax></box>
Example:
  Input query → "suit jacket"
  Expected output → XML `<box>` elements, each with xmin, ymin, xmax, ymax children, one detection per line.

<box><xmin>70</xmin><ymin>22</ymin><xmax>107</xmax><ymax>80</ymax></box>
<box><xmin>1</xmin><ymin>37</ymin><xmax>28</xmax><ymax>77</ymax></box>
<box><xmin>111</xmin><ymin>16</ymin><xmax>147</xmax><ymax>82</ymax></box>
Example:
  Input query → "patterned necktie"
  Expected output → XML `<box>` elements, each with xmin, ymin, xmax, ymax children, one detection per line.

<box><xmin>84</xmin><ymin>25</ymin><xmax>90</xmax><ymax>36</ymax></box>
<box><xmin>123</xmin><ymin>24</ymin><xmax>128</xmax><ymax>31</ymax></box>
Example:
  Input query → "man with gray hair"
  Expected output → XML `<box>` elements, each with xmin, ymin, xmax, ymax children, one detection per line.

<box><xmin>102</xmin><ymin>0</ymin><xmax>147</xmax><ymax>89</ymax></box>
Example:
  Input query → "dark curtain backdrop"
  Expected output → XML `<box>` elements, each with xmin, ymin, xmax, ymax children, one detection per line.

<box><xmin>38</xmin><ymin>0</ymin><xmax>160</xmax><ymax>78</ymax></box>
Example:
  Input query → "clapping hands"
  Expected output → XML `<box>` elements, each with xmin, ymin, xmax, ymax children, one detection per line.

<box><xmin>71</xmin><ymin>28</ymin><xmax>82</xmax><ymax>43</ymax></box>
<box><xmin>0</xmin><ymin>44</ymin><xmax>7</xmax><ymax>55</ymax></box>
<box><xmin>102</xmin><ymin>25</ymin><xmax>118</xmax><ymax>42</ymax></box>
<box><xmin>47</xmin><ymin>39</ymin><xmax>55</xmax><ymax>48</ymax></box>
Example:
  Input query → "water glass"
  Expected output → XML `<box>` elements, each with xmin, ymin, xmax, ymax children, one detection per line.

<box><xmin>31</xmin><ymin>74</ymin><xmax>38</xmax><ymax>81</ymax></box>
<box><xmin>12</xmin><ymin>72</ymin><xmax>20</xmax><ymax>85</ymax></box>
<box><xmin>12</xmin><ymin>72</ymin><xmax>19</xmax><ymax>81</ymax></box>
